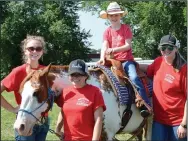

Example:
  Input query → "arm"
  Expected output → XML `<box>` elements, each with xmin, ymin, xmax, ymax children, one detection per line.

<box><xmin>177</xmin><ymin>101</ymin><xmax>187</xmax><ymax>138</ymax></box>
<box><xmin>181</xmin><ymin>101</ymin><xmax>187</xmax><ymax>126</ymax></box>
<box><xmin>111</xmin><ymin>39</ymin><xmax>132</xmax><ymax>53</ymax></box>
<box><xmin>139</xmin><ymin>64</ymin><xmax>149</xmax><ymax>72</ymax></box>
<box><xmin>92</xmin><ymin>107</ymin><xmax>103</xmax><ymax>141</ymax></box>
<box><xmin>55</xmin><ymin>110</ymin><xmax>64</xmax><ymax>140</ymax></box>
<box><xmin>55</xmin><ymin>110</ymin><xmax>64</xmax><ymax>134</ymax></box>
<box><xmin>1</xmin><ymin>82</ymin><xmax>18</xmax><ymax>113</ymax></box>
<box><xmin>97</xmin><ymin>40</ymin><xmax>109</xmax><ymax>65</ymax></box>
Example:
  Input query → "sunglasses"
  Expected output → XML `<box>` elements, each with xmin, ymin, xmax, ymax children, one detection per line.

<box><xmin>159</xmin><ymin>45</ymin><xmax>175</xmax><ymax>51</ymax></box>
<box><xmin>26</xmin><ymin>47</ymin><xmax>43</xmax><ymax>52</ymax></box>
<box><xmin>70</xmin><ymin>73</ymin><xmax>85</xmax><ymax>77</ymax></box>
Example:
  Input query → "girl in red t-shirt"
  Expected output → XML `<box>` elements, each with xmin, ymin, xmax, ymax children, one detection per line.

<box><xmin>1</xmin><ymin>35</ymin><xmax>48</xmax><ymax>141</ymax></box>
<box><xmin>97</xmin><ymin>2</ymin><xmax>152</xmax><ymax>118</ymax></box>
<box><xmin>140</xmin><ymin>34</ymin><xmax>187</xmax><ymax>141</ymax></box>
<box><xmin>55</xmin><ymin>59</ymin><xmax>106</xmax><ymax>141</ymax></box>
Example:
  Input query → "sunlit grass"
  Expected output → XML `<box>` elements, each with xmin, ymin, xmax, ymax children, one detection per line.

<box><xmin>1</xmin><ymin>91</ymin><xmax>138</xmax><ymax>141</ymax></box>
<box><xmin>1</xmin><ymin>91</ymin><xmax>60</xmax><ymax>140</ymax></box>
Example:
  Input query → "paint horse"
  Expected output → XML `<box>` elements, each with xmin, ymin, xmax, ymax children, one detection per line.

<box><xmin>14</xmin><ymin>62</ymin><xmax>153</xmax><ymax>140</ymax></box>
<box><xmin>14</xmin><ymin>65</ymin><xmax>63</xmax><ymax>137</ymax></box>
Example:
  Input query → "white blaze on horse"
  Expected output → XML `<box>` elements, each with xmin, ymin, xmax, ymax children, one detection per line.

<box><xmin>14</xmin><ymin>61</ymin><xmax>153</xmax><ymax>140</ymax></box>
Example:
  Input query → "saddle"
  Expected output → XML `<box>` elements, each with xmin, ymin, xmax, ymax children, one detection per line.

<box><xmin>90</xmin><ymin>62</ymin><xmax>153</xmax><ymax>138</ymax></box>
<box><xmin>104</xmin><ymin>58</ymin><xmax>152</xmax><ymax>110</ymax></box>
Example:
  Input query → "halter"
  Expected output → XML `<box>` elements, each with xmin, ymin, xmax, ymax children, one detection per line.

<box><xmin>18</xmin><ymin>87</ymin><xmax>55</xmax><ymax>123</ymax></box>
<box><xmin>17</xmin><ymin>72</ymin><xmax>62</xmax><ymax>138</ymax></box>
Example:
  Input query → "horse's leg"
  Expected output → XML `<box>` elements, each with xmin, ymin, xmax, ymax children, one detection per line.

<box><xmin>145</xmin><ymin>115</ymin><xmax>153</xmax><ymax>140</ymax></box>
<box><xmin>137</xmin><ymin>129</ymin><xmax>143</xmax><ymax>141</ymax></box>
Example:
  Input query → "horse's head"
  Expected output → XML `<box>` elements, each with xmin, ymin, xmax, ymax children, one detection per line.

<box><xmin>14</xmin><ymin>64</ymin><xmax>61</xmax><ymax>136</ymax></box>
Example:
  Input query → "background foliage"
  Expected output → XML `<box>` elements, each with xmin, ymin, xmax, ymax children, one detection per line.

<box><xmin>1</xmin><ymin>1</ymin><xmax>187</xmax><ymax>78</ymax></box>
<box><xmin>82</xmin><ymin>1</ymin><xmax>187</xmax><ymax>59</ymax></box>
<box><xmin>1</xmin><ymin>1</ymin><xmax>92</xmax><ymax>78</ymax></box>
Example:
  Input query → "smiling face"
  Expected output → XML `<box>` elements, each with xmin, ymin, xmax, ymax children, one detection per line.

<box><xmin>24</xmin><ymin>39</ymin><xmax>44</xmax><ymax>63</ymax></box>
<box><xmin>69</xmin><ymin>73</ymin><xmax>88</xmax><ymax>88</ymax></box>
<box><xmin>159</xmin><ymin>45</ymin><xmax>177</xmax><ymax>59</ymax></box>
<box><xmin>107</xmin><ymin>14</ymin><xmax>122</xmax><ymax>25</ymax></box>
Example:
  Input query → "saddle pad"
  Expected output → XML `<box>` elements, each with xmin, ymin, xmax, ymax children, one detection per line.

<box><xmin>97</xmin><ymin>65</ymin><xmax>131</xmax><ymax>105</ymax></box>
<box><xmin>96</xmin><ymin>65</ymin><xmax>153</xmax><ymax>105</ymax></box>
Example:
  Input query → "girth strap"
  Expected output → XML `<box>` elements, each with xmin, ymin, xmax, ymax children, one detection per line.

<box><xmin>116</xmin><ymin>103</ymin><xmax>132</xmax><ymax>134</ymax></box>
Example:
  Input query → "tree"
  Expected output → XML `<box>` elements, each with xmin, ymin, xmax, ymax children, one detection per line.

<box><xmin>1</xmin><ymin>1</ymin><xmax>92</xmax><ymax>78</ymax></box>
<box><xmin>127</xmin><ymin>1</ymin><xmax>187</xmax><ymax>59</ymax></box>
<box><xmin>81</xmin><ymin>1</ymin><xmax>187</xmax><ymax>59</ymax></box>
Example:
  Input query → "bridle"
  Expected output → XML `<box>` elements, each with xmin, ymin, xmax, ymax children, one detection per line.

<box><xmin>17</xmin><ymin>73</ymin><xmax>62</xmax><ymax>138</ymax></box>
<box><xmin>18</xmin><ymin>88</ymin><xmax>55</xmax><ymax>123</ymax></box>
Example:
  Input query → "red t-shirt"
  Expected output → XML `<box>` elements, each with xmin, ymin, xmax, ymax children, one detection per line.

<box><xmin>2</xmin><ymin>64</ymin><xmax>48</xmax><ymax>115</ymax></box>
<box><xmin>103</xmin><ymin>24</ymin><xmax>134</xmax><ymax>61</ymax></box>
<box><xmin>147</xmin><ymin>56</ymin><xmax>187</xmax><ymax>125</ymax></box>
<box><xmin>56</xmin><ymin>84</ymin><xmax>106</xmax><ymax>141</ymax></box>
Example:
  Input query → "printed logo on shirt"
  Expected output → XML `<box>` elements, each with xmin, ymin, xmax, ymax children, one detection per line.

<box><xmin>112</xmin><ymin>35</ymin><xmax>123</xmax><ymax>47</ymax></box>
<box><xmin>76</xmin><ymin>98</ymin><xmax>90</xmax><ymax>106</ymax></box>
<box><xmin>164</xmin><ymin>74</ymin><xmax>175</xmax><ymax>83</ymax></box>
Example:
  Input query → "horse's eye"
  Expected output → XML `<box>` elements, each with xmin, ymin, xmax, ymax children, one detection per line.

<box><xmin>33</xmin><ymin>92</ymin><xmax>38</xmax><ymax>97</ymax></box>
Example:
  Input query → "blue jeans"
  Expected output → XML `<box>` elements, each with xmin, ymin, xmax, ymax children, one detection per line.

<box><xmin>152</xmin><ymin>121</ymin><xmax>187</xmax><ymax>141</ymax></box>
<box><xmin>122</xmin><ymin>61</ymin><xmax>151</xmax><ymax>106</ymax></box>
<box><xmin>15</xmin><ymin>122</ymin><xmax>49</xmax><ymax>141</ymax></box>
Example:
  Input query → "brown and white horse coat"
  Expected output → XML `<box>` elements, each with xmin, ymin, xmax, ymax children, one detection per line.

<box><xmin>14</xmin><ymin>63</ymin><xmax>153</xmax><ymax>140</ymax></box>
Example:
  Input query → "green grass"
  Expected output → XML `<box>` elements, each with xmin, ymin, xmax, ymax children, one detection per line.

<box><xmin>1</xmin><ymin>91</ymin><xmax>60</xmax><ymax>141</ymax></box>
<box><xmin>1</xmin><ymin>91</ymin><xmax>138</xmax><ymax>141</ymax></box>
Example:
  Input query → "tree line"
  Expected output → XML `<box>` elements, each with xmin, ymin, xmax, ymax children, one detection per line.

<box><xmin>1</xmin><ymin>1</ymin><xmax>187</xmax><ymax>78</ymax></box>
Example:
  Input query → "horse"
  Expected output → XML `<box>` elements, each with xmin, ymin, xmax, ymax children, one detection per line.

<box><xmin>14</xmin><ymin>61</ymin><xmax>153</xmax><ymax>140</ymax></box>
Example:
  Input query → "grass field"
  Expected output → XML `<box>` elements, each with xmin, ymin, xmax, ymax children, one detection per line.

<box><xmin>1</xmin><ymin>91</ymin><xmax>60</xmax><ymax>141</ymax></box>
<box><xmin>1</xmin><ymin>91</ymin><xmax>138</xmax><ymax>141</ymax></box>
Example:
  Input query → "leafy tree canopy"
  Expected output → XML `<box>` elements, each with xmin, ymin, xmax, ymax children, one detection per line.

<box><xmin>82</xmin><ymin>1</ymin><xmax>187</xmax><ymax>59</ymax></box>
<box><xmin>1</xmin><ymin>1</ymin><xmax>92</xmax><ymax>78</ymax></box>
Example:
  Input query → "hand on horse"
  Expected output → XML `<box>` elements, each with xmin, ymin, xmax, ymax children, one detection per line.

<box><xmin>97</xmin><ymin>59</ymin><xmax>105</xmax><ymax>66</ymax></box>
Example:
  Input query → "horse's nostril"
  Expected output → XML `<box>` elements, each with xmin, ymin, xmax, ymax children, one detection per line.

<box><xmin>19</xmin><ymin>124</ymin><xmax>25</xmax><ymax>131</ymax></box>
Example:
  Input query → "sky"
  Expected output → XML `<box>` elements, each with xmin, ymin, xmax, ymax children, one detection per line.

<box><xmin>77</xmin><ymin>11</ymin><xmax>108</xmax><ymax>50</ymax></box>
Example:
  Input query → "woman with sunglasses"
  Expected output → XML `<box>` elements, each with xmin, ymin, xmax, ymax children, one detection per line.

<box><xmin>140</xmin><ymin>34</ymin><xmax>187</xmax><ymax>141</ymax></box>
<box><xmin>1</xmin><ymin>35</ymin><xmax>49</xmax><ymax>141</ymax></box>
<box><xmin>55</xmin><ymin>59</ymin><xmax>106</xmax><ymax>141</ymax></box>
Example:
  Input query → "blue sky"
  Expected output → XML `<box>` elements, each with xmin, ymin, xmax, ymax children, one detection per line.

<box><xmin>77</xmin><ymin>11</ymin><xmax>108</xmax><ymax>50</ymax></box>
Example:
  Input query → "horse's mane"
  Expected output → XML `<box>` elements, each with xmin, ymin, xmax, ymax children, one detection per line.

<box><xmin>19</xmin><ymin>70</ymin><xmax>36</xmax><ymax>94</ymax></box>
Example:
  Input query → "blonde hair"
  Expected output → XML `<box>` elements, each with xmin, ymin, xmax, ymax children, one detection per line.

<box><xmin>20</xmin><ymin>35</ymin><xmax>46</xmax><ymax>63</ymax></box>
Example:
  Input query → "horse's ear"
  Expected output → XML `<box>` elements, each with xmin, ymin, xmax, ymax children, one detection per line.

<box><xmin>40</xmin><ymin>64</ymin><xmax>52</xmax><ymax>76</ymax></box>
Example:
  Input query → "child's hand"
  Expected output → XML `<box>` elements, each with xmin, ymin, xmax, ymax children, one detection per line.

<box><xmin>106</xmin><ymin>48</ymin><xmax>113</xmax><ymax>55</ymax></box>
<box><xmin>97</xmin><ymin>59</ymin><xmax>105</xmax><ymax>65</ymax></box>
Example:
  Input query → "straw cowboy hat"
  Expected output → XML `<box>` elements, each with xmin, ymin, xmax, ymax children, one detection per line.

<box><xmin>100</xmin><ymin>2</ymin><xmax>128</xmax><ymax>19</ymax></box>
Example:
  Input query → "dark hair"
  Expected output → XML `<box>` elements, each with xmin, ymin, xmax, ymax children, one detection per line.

<box><xmin>172</xmin><ymin>52</ymin><xmax>186</xmax><ymax>71</ymax></box>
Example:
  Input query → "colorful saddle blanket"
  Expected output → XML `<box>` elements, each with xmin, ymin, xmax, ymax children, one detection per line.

<box><xmin>96</xmin><ymin>65</ymin><xmax>153</xmax><ymax>105</ymax></box>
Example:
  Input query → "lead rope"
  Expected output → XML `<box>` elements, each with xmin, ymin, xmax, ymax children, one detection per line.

<box><xmin>45</xmin><ymin>75</ymin><xmax>62</xmax><ymax>139</ymax></box>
